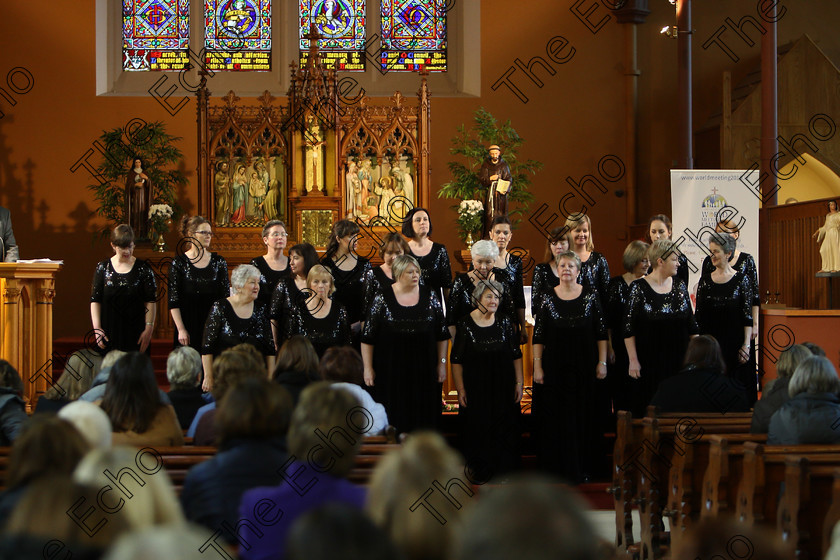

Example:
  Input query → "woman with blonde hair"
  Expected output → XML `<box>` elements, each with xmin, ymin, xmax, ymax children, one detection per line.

<box><xmin>566</xmin><ymin>214</ymin><xmax>610</xmax><ymax>304</ymax></box>
<box><xmin>285</xmin><ymin>264</ymin><xmax>350</xmax><ymax>357</ymax></box>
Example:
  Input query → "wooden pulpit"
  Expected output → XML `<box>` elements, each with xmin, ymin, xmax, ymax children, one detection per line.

<box><xmin>0</xmin><ymin>262</ymin><xmax>62</xmax><ymax>411</ymax></box>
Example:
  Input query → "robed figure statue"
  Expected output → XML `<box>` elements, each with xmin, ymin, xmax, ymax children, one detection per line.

<box><xmin>125</xmin><ymin>158</ymin><xmax>153</xmax><ymax>239</ymax></box>
<box><xmin>479</xmin><ymin>145</ymin><xmax>512</xmax><ymax>239</ymax></box>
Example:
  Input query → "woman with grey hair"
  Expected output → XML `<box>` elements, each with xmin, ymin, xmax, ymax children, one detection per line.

<box><xmin>202</xmin><ymin>264</ymin><xmax>275</xmax><ymax>391</ymax></box>
<box><xmin>751</xmin><ymin>344</ymin><xmax>812</xmax><ymax>433</ymax></box>
<box><xmin>362</xmin><ymin>254</ymin><xmax>450</xmax><ymax>433</ymax></box>
<box><xmin>166</xmin><ymin>346</ymin><xmax>205</xmax><ymax>429</ymax></box>
<box><xmin>768</xmin><ymin>356</ymin><xmax>840</xmax><ymax>444</ymax></box>
<box><xmin>447</xmin><ymin>239</ymin><xmax>517</xmax><ymax>339</ymax></box>
<box><xmin>451</xmin><ymin>279</ymin><xmax>523</xmax><ymax>482</ymax></box>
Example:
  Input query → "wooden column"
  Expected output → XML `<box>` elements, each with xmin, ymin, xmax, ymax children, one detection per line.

<box><xmin>677</xmin><ymin>0</ymin><xmax>693</xmax><ymax>169</ymax></box>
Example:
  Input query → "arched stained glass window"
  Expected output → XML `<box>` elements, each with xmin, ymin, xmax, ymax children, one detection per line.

<box><xmin>123</xmin><ymin>0</ymin><xmax>190</xmax><ymax>71</ymax></box>
<box><xmin>299</xmin><ymin>0</ymin><xmax>367</xmax><ymax>72</ymax></box>
<box><xmin>205</xmin><ymin>0</ymin><xmax>272</xmax><ymax>71</ymax></box>
<box><xmin>380</xmin><ymin>0</ymin><xmax>446</xmax><ymax>72</ymax></box>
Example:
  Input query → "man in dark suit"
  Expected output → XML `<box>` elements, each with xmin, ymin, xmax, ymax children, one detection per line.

<box><xmin>0</xmin><ymin>207</ymin><xmax>18</xmax><ymax>262</ymax></box>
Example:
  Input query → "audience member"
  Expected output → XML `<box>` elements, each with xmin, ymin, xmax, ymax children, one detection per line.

<box><xmin>801</xmin><ymin>341</ymin><xmax>826</xmax><ymax>357</ymax></box>
<box><xmin>273</xmin><ymin>335</ymin><xmax>321</xmax><ymax>405</ymax></box>
<box><xmin>768</xmin><ymin>356</ymin><xmax>840</xmax><ymax>444</ymax></box>
<box><xmin>320</xmin><ymin>346</ymin><xmax>388</xmax><ymax>435</ymax></box>
<box><xmin>239</xmin><ymin>383</ymin><xmax>366</xmax><ymax>560</ymax></box>
<box><xmin>286</xmin><ymin>504</ymin><xmax>401</xmax><ymax>560</ymax></box>
<box><xmin>166</xmin><ymin>346</ymin><xmax>206</xmax><ymax>429</ymax></box>
<box><xmin>751</xmin><ymin>344</ymin><xmax>812</xmax><ymax>433</ymax></box>
<box><xmin>103</xmin><ymin>525</ymin><xmax>216</xmax><ymax>560</ymax></box>
<box><xmin>58</xmin><ymin>400</ymin><xmax>113</xmax><ymax>449</ymax></box>
<box><xmin>100</xmin><ymin>353</ymin><xmax>184</xmax><ymax>447</ymax></box>
<box><xmin>79</xmin><ymin>349</ymin><xmax>175</xmax><ymax>404</ymax></box>
<box><xmin>34</xmin><ymin>349</ymin><xmax>102</xmax><ymax>413</ymax></box>
<box><xmin>181</xmin><ymin>379</ymin><xmax>293</xmax><ymax>543</ymax></box>
<box><xmin>0</xmin><ymin>360</ymin><xmax>27</xmax><ymax>445</ymax></box>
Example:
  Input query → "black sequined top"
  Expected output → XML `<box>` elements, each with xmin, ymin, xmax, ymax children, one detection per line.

<box><xmin>362</xmin><ymin>287</ymin><xmax>450</xmax><ymax>344</ymax></box>
<box><xmin>500</xmin><ymin>252</ymin><xmax>526</xmax><ymax>311</ymax></box>
<box><xmin>202</xmin><ymin>299</ymin><xmax>275</xmax><ymax>357</ymax></box>
<box><xmin>410</xmin><ymin>242</ymin><xmax>452</xmax><ymax>298</ymax></box>
<box><xmin>605</xmin><ymin>276</ymin><xmax>633</xmax><ymax>340</ymax></box>
<box><xmin>447</xmin><ymin>270</ymin><xmax>517</xmax><ymax>327</ymax></box>
<box><xmin>270</xmin><ymin>276</ymin><xmax>308</xmax><ymax>336</ymax></box>
<box><xmin>168</xmin><ymin>253</ymin><xmax>230</xmax><ymax>350</ymax></box>
<box><xmin>91</xmin><ymin>258</ymin><xmax>157</xmax><ymax>352</ymax></box>
<box><xmin>364</xmin><ymin>266</ymin><xmax>396</xmax><ymax>313</ymax></box>
<box><xmin>578</xmin><ymin>251</ymin><xmax>610</xmax><ymax>303</ymax></box>
<box><xmin>623</xmin><ymin>278</ymin><xmax>699</xmax><ymax>340</ymax></box>
<box><xmin>286</xmin><ymin>300</ymin><xmax>351</xmax><ymax>358</ymax></box>
<box><xmin>701</xmin><ymin>252</ymin><xmax>760</xmax><ymax>307</ymax></box>
<box><xmin>250</xmin><ymin>256</ymin><xmax>290</xmax><ymax>309</ymax></box>
<box><xmin>531</xmin><ymin>262</ymin><xmax>559</xmax><ymax>311</ymax></box>
<box><xmin>321</xmin><ymin>255</ymin><xmax>372</xmax><ymax>325</ymax></box>
<box><xmin>695</xmin><ymin>272</ymin><xmax>753</xmax><ymax>373</ymax></box>
<box><xmin>647</xmin><ymin>253</ymin><xmax>689</xmax><ymax>286</ymax></box>
<box><xmin>533</xmin><ymin>289</ymin><xmax>607</xmax><ymax>346</ymax></box>
<box><xmin>450</xmin><ymin>314</ymin><xmax>523</xmax><ymax>364</ymax></box>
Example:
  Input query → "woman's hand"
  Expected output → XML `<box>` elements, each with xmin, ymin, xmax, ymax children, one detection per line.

<box><xmin>95</xmin><ymin>330</ymin><xmax>109</xmax><ymax>350</ymax></box>
<box><xmin>607</xmin><ymin>345</ymin><xmax>616</xmax><ymax>364</ymax></box>
<box><xmin>514</xmin><ymin>384</ymin><xmax>523</xmax><ymax>403</ymax></box>
<box><xmin>533</xmin><ymin>363</ymin><xmax>544</xmax><ymax>384</ymax></box>
<box><xmin>364</xmin><ymin>367</ymin><xmax>375</xmax><ymax>387</ymax></box>
<box><xmin>177</xmin><ymin>328</ymin><xmax>190</xmax><ymax>346</ymax></box>
<box><xmin>739</xmin><ymin>344</ymin><xmax>750</xmax><ymax>364</ymax></box>
<box><xmin>596</xmin><ymin>361</ymin><xmax>607</xmax><ymax>380</ymax></box>
<box><xmin>138</xmin><ymin>325</ymin><xmax>154</xmax><ymax>353</ymax></box>
<box><xmin>202</xmin><ymin>374</ymin><xmax>213</xmax><ymax>393</ymax></box>
<box><xmin>628</xmin><ymin>358</ymin><xmax>641</xmax><ymax>379</ymax></box>
<box><xmin>458</xmin><ymin>390</ymin><xmax>467</xmax><ymax>408</ymax></box>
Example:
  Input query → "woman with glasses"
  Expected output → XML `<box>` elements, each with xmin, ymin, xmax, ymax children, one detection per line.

<box><xmin>169</xmin><ymin>216</ymin><xmax>230</xmax><ymax>352</ymax></box>
<box><xmin>250</xmin><ymin>220</ymin><xmax>290</xmax><ymax>310</ymax></box>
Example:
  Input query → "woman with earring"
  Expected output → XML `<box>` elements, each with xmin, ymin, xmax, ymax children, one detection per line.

<box><xmin>322</xmin><ymin>219</ymin><xmax>372</xmax><ymax>343</ymax></box>
<box><xmin>250</xmin><ymin>220</ymin><xmax>290</xmax><ymax>310</ymax></box>
<box><xmin>647</xmin><ymin>214</ymin><xmax>689</xmax><ymax>285</ymax></box>
<box><xmin>169</xmin><ymin>216</ymin><xmax>230</xmax><ymax>352</ymax></box>
<box><xmin>403</xmin><ymin>207</ymin><xmax>452</xmax><ymax>305</ymax></box>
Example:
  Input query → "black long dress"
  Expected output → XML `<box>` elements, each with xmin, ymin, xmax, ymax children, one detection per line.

<box><xmin>250</xmin><ymin>256</ymin><xmax>290</xmax><ymax>310</ymax></box>
<box><xmin>695</xmin><ymin>272</ymin><xmax>755</xmax><ymax>403</ymax></box>
<box><xmin>578</xmin><ymin>251</ymin><xmax>610</xmax><ymax>304</ymax></box>
<box><xmin>90</xmin><ymin>258</ymin><xmax>157</xmax><ymax>353</ymax></box>
<box><xmin>500</xmin><ymin>252</ymin><xmax>527</xmax><ymax>315</ymax></box>
<box><xmin>624</xmin><ymin>278</ymin><xmax>699</xmax><ymax>417</ymax></box>
<box><xmin>320</xmin><ymin>255</ymin><xmax>372</xmax><ymax>326</ymax></box>
<box><xmin>362</xmin><ymin>287</ymin><xmax>450</xmax><ymax>434</ymax></box>
<box><xmin>606</xmin><ymin>275</ymin><xmax>634</xmax><ymax>413</ymax></box>
<box><xmin>410</xmin><ymin>242</ymin><xmax>452</xmax><ymax>305</ymax></box>
<box><xmin>447</xmin><ymin>269</ymin><xmax>517</xmax><ymax>328</ymax></box>
<box><xmin>168</xmin><ymin>253</ymin><xmax>230</xmax><ymax>352</ymax></box>
<box><xmin>202</xmin><ymin>299</ymin><xmax>275</xmax><ymax>358</ymax></box>
<box><xmin>532</xmin><ymin>288</ymin><xmax>607</xmax><ymax>483</ymax></box>
<box><xmin>451</xmin><ymin>314</ymin><xmax>522</xmax><ymax>482</ymax></box>
<box><xmin>270</xmin><ymin>276</ymin><xmax>308</xmax><ymax>348</ymax></box>
<box><xmin>286</xmin><ymin>301</ymin><xmax>351</xmax><ymax>358</ymax></box>
<box><xmin>363</xmin><ymin>266</ymin><xmax>395</xmax><ymax>312</ymax></box>
<box><xmin>531</xmin><ymin>262</ymin><xmax>559</xmax><ymax>311</ymax></box>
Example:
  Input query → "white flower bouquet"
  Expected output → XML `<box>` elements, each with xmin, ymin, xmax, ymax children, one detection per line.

<box><xmin>148</xmin><ymin>204</ymin><xmax>173</xmax><ymax>235</ymax></box>
<box><xmin>457</xmin><ymin>199</ymin><xmax>484</xmax><ymax>241</ymax></box>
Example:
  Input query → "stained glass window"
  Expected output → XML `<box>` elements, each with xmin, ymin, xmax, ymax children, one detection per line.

<box><xmin>299</xmin><ymin>0</ymin><xmax>367</xmax><ymax>72</ymax></box>
<box><xmin>380</xmin><ymin>0</ymin><xmax>446</xmax><ymax>72</ymax></box>
<box><xmin>205</xmin><ymin>0</ymin><xmax>272</xmax><ymax>71</ymax></box>
<box><xmin>123</xmin><ymin>0</ymin><xmax>190</xmax><ymax>71</ymax></box>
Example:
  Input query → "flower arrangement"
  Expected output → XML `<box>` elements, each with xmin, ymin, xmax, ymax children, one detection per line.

<box><xmin>148</xmin><ymin>204</ymin><xmax>173</xmax><ymax>235</ymax></box>
<box><xmin>456</xmin><ymin>199</ymin><xmax>484</xmax><ymax>242</ymax></box>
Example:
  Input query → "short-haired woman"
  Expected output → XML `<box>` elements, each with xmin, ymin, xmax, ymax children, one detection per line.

<box><xmin>322</xmin><ymin>219</ymin><xmax>373</xmax><ymax>340</ymax></box>
<box><xmin>250</xmin><ymin>220</ymin><xmax>290</xmax><ymax>309</ymax></box>
<box><xmin>202</xmin><ymin>264</ymin><xmax>275</xmax><ymax>391</ymax></box>
<box><xmin>751</xmin><ymin>344</ymin><xmax>813</xmax><ymax>433</ymax></box>
<box><xmin>363</xmin><ymin>231</ymin><xmax>411</xmax><ymax>312</ymax></box>
<box><xmin>403</xmin><ymin>207</ymin><xmax>452</xmax><ymax>304</ymax></box>
<box><xmin>271</xmin><ymin>242</ymin><xmax>319</xmax><ymax>350</ymax></box>
<box><xmin>768</xmin><ymin>356</ymin><xmax>840</xmax><ymax>444</ymax></box>
<box><xmin>165</xmin><ymin>346</ymin><xmax>205</xmax><ymax>430</ymax></box>
<box><xmin>531</xmin><ymin>225</ymin><xmax>569</xmax><ymax>311</ymax></box>
<box><xmin>362</xmin><ymin>254</ymin><xmax>450</xmax><ymax>433</ymax></box>
<box><xmin>647</xmin><ymin>214</ymin><xmax>689</xmax><ymax>285</ymax></box>
<box><xmin>168</xmin><ymin>215</ymin><xmax>230</xmax><ymax>351</ymax></box>
<box><xmin>90</xmin><ymin>224</ymin><xmax>157</xmax><ymax>353</ymax></box>
<box><xmin>488</xmin><ymin>216</ymin><xmax>528</xmax><ymax>343</ymax></box>
<box><xmin>285</xmin><ymin>264</ymin><xmax>351</xmax><ymax>358</ymax></box>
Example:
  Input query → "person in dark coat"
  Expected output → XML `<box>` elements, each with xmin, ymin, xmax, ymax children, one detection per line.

<box><xmin>751</xmin><ymin>344</ymin><xmax>813</xmax><ymax>433</ymax></box>
<box><xmin>0</xmin><ymin>360</ymin><xmax>28</xmax><ymax>445</ymax></box>
<box><xmin>273</xmin><ymin>335</ymin><xmax>321</xmax><ymax>406</ymax></box>
<box><xmin>650</xmin><ymin>335</ymin><xmax>750</xmax><ymax>414</ymax></box>
<box><xmin>165</xmin><ymin>346</ymin><xmax>206</xmax><ymax>430</ymax></box>
<box><xmin>768</xmin><ymin>356</ymin><xmax>840</xmax><ymax>444</ymax></box>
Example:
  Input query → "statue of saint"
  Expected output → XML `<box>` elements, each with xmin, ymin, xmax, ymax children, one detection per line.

<box><xmin>304</xmin><ymin>123</ymin><xmax>326</xmax><ymax>194</ymax></box>
<box><xmin>125</xmin><ymin>157</ymin><xmax>152</xmax><ymax>239</ymax></box>
<box><xmin>813</xmin><ymin>200</ymin><xmax>840</xmax><ymax>272</ymax></box>
<box><xmin>345</xmin><ymin>160</ymin><xmax>360</xmax><ymax>218</ymax></box>
<box><xmin>357</xmin><ymin>159</ymin><xmax>374</xmax><ymax>219</ymax></box>
<box><xmin>479</xmin><ymin>144</ymin><xmax>512</xmax><ymax>239</ymax></box>
<box><xmin>231</xmin><ymin>164</ymin><xmax>248</xmax><ymax>224</ymax></box>
<box><xmin>214</xmin><ymin>161</ymin><xmax>231</xmax><ymax>226</ymax></box>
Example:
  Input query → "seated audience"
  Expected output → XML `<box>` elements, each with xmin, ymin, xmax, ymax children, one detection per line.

<box><xmin>103</xmin><ymin>525</ymin><xmax>216</xmax><ymax>560</ymax></box>
<box><xmin>452</xmin><ymin>476</ymin><xmax>602</xmax><ymax>560</ymax></box>
<box><xmin>768</xmin><ymin>355</ymin><xmax>840</xmax><ymax>444</ymax></box>
<box><xmin>319</xmin><ymin>346</ymin><xmax>388</xmax><ymax>435</ymax></box>
<box><xmin>166</xmin><ymin>346</ymin><xmax>205</xmax><ymax>430</ymax></box>
<box><xmin>0</xmin><ymin>476</ymin><xmax>130</xmax><ymax>560</ymax></box>
<box><xmin>802</xmin><ymin>341</ymin><xmax>826</xmax><ymax>357</ymax></box>
<box><xmin>671</xmin><ymin>516</ymin><xmax>793</xmax><ymax>560</ymax></box>
<box><xmin>649</xmin><ymin>335</ymin><xmax>750</xmax><ymax>413</ymax></box>
<box><xmin>0</xmin><ymin>416</ymin><xmax>90</xmax><ymax>529</ymax></box>
<box><xmin>751</xmin><ymin>344</ymin><xmax>812</xmax><ymax>433</ymax></box>
<box><xmin>367</xmin><ymin>432</ymin><xmax>469</xmax><ymax>560</ymax></box>
<box><xmin>273</xmin><ymin>335</ymin><xmax>321</xmax><ymax>405</ymax></box>
<box><xmin>286</xmin><ymin>504</ymin><xmax>401</xmax><ymax>560</ymax></box>
<box><xmin>239</xmin><ymin>383</ymin><xmax>366</xmax><ymax>560</ymax></box>
<box><xmin>0</xmin><ymin>360</ymin><xmax>27</xmax><ymax>445</ymax></box>
<box><xmin>100</xmin><ymin>353</ymin><xmax>184</xmax><ymax>447</ymax></box>
<box><xmin>34</xmin><ymin>348</ymin><xmax>102</xmax><ymax>413</ymax></box>
<box><xmin>78</xmin><ymin>349</ymin><xmax>127</xmax><ymax>401</ymax></box>
<box><xmin>58</xmin><ymin>400</ymin><xmax>113</xmax><ymax>449</ymax></box>
<box><xmin>181</xmin><ymin>379</ymin><xmax>293</xmax><ymax>543</ymax></box>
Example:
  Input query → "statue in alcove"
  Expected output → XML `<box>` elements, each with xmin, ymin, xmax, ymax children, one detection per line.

<box><xmin>125</xmin><ymin>157</ymin><xmax>152</xmax><ymax>239</ymax></box>
<box><xmin>214</xmin><ymin>161</ymin><xmax>231</xmax><ymax>226</ymax></box>
<box><xmin>304</xmin><ymin>122</ymin><xmax>326</xmax><ymax>194</ymax></box>
<box><xmin>479</xmin><ymin>144</ymin><xmax>512</xmax><ymax>238</ymax></box>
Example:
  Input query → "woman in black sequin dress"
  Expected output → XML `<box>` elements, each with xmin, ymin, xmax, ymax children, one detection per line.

<box><xmin>286</xmin><ymin>265</ymin><xmax>350</xmax><ymax>358</ymax></box>
<box><xmin>648</xmin><ymin>214</ymin><xmax>689</xmax><ymax>285</ymax></box>
<box><xmin>531</xmin><ymin>226</ymin><xmax>568</xmax><ymax>311</ymax></box>
<box><xmin>90</xmin><ymin>224</ymin><xmax>157</xmax><ymax>354</ymax></box>
<box><xmin>321</xmin><ymin>220</ymin><xmax>372</xmax><ymax>342</ymax></box>
<box><xmin>402</xmin><ymin>207</ymin><xmax>452</xmax><ymax>305</ymax></box>
<box><xmin>363</xmin><ymin>232</ymin><xmax>410</xmax><ymax>312</ymax></box>
<box><xmin>361</xmin><ymin>255</ymin><xmax>450</xmax><ymax>434</ymax></box>
<box><xmin>695</xmin><ymin>232</ymin><xmax>755</xmax><ymax>403</ymax></box>
<box><xmin>606</xmin><ymin>241</ymin><xmax>649</xmax><ymax>413</ymax></box>
<box><xmin>625</xmin><ymin>240</ymin><xmax>699</xmax><ymax>416</ymax></box>
<box><xmin>250</xmin><ymin>220</ymin><xmax>290</xmax><ymax>310</ymax></box>
<box><xmin>567</xmin><ymin>214</ymin><xmax>610</xmax><ymax>303</ymax></box>
<box><xmin>169</xmin><ymin>216</ymin><xmax>230</xmax><ymax>352</ymax></box>
<box><xmin>489</xmin><ymin>216</ymin><xmax>528</xmax><ymax>344</ymax></box>
<box><xmin>451</xmin><ymin>279</ymin><xmax>523</xmax><ymax>482</ymax></box>
<box><xmin>532</xmin><ymin>251</ymin><xmax>607</xmax><ymax>483</ymax></box>
<box><xmin>270</xmin><ymin>243</ymin><xmax>319</xmax><ymax>351</ymax></box>
<box><xmin>202</xmin><ymin>264</ymin><xmax>275</xmax><ymax>391</ymax></box>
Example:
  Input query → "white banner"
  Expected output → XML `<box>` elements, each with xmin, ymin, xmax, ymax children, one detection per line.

<box><xmin>670</xmin><ymin>170</ymin><xmax>760</xmax><ymax>306</ymax></box>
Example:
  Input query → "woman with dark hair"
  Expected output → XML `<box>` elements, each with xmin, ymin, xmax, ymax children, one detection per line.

<box><xmin>531</xmin><ymin>225</ymin><xmax>569</xmax><ymax>311</ymax></box>
<box><xmin>90</xmin><ymin>224</ymin><xmax>157</xmax><ymax>353</ymax></box>
<box><xmin>625</xmin><ymin>239</ymin><xmax>699</xmax><ymax>416</ymax></box>
<box><xmin>250</xmin><ymin>220</ymin><xmax>290</xmax><ymax>309</ymax></box>
<box><xmin>271</xmin><ymin>242</ymin><xmax>319</xmax><ymax>349</ymax></box>
<box><xmin>273</xmin><ymin>335</ymin><xmax>321</xmax><ymax>405</ymax></box>
<box><xmin>566</xmin><ymin>214</ymin><xmax>610</xmax><ymax>304</ymax></box>
<box><xmin>649</xmin><ymin>335</ymin><xmax>749</xmax><ymax>413</ymax></box>
<box><xmin>362</xmin><ymin>254</ymin><xmax>450</xmax><ymax>433</ymax></box>
<box><xmin>695</xmin><ymin>232</ymin><xmax>756</xmax><ymax>404</ymax></box>
<box><xmin>363</xmin><ymin>231</ymin><xmax>411</xmax><ymax>312</ymax></box>
<box><xmin>488</xmin><ymin>216</ymin><xmax>528</xmax><ymax>344</ymax></box>
<box><xmin>647</xmin><ymin>214</ymin><xmax>689</xmax><ymax>285</ymax></box>
<box><xmin>101</xmin><ymin>352</ymin><xmax>184</xmax><ymax>447</ymax></box>
<box><xmin>320</xmin><ymin>346</ymin><xmax>388</xmax><ymax>435</ymax></box>
<box><xmin>402</xmin><ymin>207</ymin><xmax>452</xmax><ymax>304</ymax></box>
<box><xmin>181</xmin><ymin>378</ymin><xmax>293</xmax><ymax>544</ymax></box>
<box><xmin>169</xmin><ymin>215</ymin><xmax>230</xmax><ymax>352</ymax></box>
<box><xmin>751</xmin><ymin>344</ymin><xmax>812</xmax><ymax>433</ymax></box>
<box><xmin>0</xmin><ymin>361</ymin><xmax>30</xmax><ymax>443</ymax></box>
<box><xmin>321</xmin><ymin>219</ymin><xmax>372</xmax><ymax>340</ymax></box>
<box><xmin>285</xmin><ymin>265</ymin><xmax>351</xmax><ymax>357</ymax></box>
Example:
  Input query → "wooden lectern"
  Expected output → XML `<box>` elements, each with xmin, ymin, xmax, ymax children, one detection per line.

<box><xmin>0</xmin><ymin>262</ymin><xmax>62</xmax><ymax>411</ymax></box>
